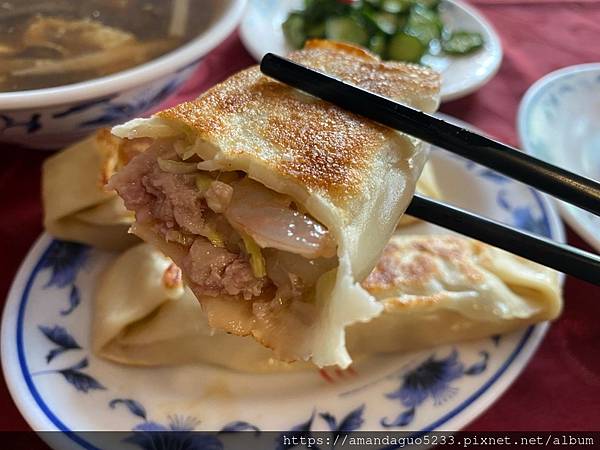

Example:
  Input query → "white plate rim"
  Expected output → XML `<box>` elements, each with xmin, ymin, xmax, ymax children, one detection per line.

<box><xmin>239</xmin><ymin>0</ymin><xmax>503</xmax><ymax>102</ymax></box>
<box><xmin>517</xmin><ymin>62</ymin><xmax>600</xmax><ymax>252</ymax></box>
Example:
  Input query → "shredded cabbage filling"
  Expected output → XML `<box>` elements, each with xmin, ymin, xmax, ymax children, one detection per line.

<box><xmin>109</xmin><ymin>137</ymin><xmax>338</xmax><ymax>318</ymax></box>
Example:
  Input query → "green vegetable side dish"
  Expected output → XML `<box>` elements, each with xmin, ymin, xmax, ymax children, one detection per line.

<box><xmin>282</xmin><ymin>0</ymin><xmax>484</xmax><ymax>64</ymax></box>
<box><xmin>442</xmin><ymin>30</ymin><xmax>484</xmax><ymax>54</ymax></box>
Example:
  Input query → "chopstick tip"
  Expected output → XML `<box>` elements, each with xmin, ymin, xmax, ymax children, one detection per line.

<box><xmin>260</xmin><ymin>52</ymin><xmax>277</xmax><ymax>70</ymax></box>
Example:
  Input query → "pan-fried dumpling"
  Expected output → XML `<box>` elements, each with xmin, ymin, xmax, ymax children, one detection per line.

<box><xmin>348</xmin><ymin>234</ymin><xmax>562</xmax><ymax>354</ymax></box>
<box><xmin>41</xmin><ymin>131</ymin><xmax>437</xmax><ymax>250</ymax></box>
<box><xmin>92</xmin><ymin>244</ymin><xmax>297</xmax><ymax>372</ymax></box>
<box><xmin>42</xmin><ymin>129</ymin><xmax>149</xmax><ymax>250</ymax></box>
<box><xmin>107</xmin><ymin>40</ymin><xmax>441</xmax><ymax>368</ymax></box>
<box><xmin>93</xmin><ymin>236</ymin><xmax>561</xmax><ymax>372</ymax></box>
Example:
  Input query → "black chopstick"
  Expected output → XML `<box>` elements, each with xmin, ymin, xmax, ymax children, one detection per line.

<box><xmin>407</xmin><ymin>195</ymin><xmax>600</xmax><ymax>286</ymax></box>
<box><xmin>260</xmin><ymin>54</ymin><xmax>600</xmax><ymax>217</ymax></box>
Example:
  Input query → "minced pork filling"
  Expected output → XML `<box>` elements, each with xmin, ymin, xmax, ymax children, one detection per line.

<box><xmin>108</xmin><ymin>138</ymin><xmax>338</xmax><ymax>304</ymax></box>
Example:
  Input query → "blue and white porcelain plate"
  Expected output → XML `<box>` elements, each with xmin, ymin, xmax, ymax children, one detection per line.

<box><xmin>2</xmin><ymin>116</ymin><xmax>563</xmax><ymax>450</ymax></box>
<box><xmin>240</xmin><ymin>0</ymin><xmax>503</xmax><ymax>102</ymax></box>
<box><xmin>518</xmin><ymin>63</ymin><xmax>600</xmax><ymax>253</ymax></box>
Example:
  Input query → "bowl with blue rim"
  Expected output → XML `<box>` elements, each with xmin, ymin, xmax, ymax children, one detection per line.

<box><xmin>0</xmin><ymin>0</ymin><xmax>246</xmax><ymax>150</ymax></box>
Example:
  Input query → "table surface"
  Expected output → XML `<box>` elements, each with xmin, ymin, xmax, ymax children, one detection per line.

<box><xmin>1</xmin><ymin>0</ymin><xmax>599</xmax><ymax>440</ymax></box>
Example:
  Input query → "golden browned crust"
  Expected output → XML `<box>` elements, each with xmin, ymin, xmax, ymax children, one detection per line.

<box><xmin>298</xmin><ymin>40</ymin><xmax>440</xmax><ymax>102</ymax></box>
<box><xmin>362</xmin><ymin>235</ymin><xmax>486</xmax><ymax>294</ymax></box>
<box><xmin>262</xmin><ymin>93</ymin><xmax>389</xmax><ymax>198</ymax></box>
<box><xmin>157</xmin><ymin>40</ymin><xmax>440</xmax><ymax>202</ymax></box>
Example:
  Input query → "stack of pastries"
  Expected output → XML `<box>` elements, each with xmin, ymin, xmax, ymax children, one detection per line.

<box><xmin>42</xmin><ymin>40</ymin><xmax>561</xmax><ymax>372</ymax></box>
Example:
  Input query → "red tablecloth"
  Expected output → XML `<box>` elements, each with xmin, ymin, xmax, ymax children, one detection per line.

<box><xmin>1</xmin><ymin>0</ymin><xmax>600</xmax><ymax>439</ymax></box>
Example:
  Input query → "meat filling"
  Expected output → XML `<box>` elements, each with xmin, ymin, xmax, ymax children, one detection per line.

<box><xmin>108</xmin><ymin>138</ymin><xmax>337</xmax><ymax>305</ymax></box>
<box><xmin>186</xmin><ymin>239</ymin><xmax>265</xmax><ymax>300</ymax></box>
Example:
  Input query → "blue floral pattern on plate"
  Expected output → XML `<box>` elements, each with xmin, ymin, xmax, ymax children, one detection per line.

<box><xmin>32</xmin><ymin>357</ymin><xmax>105</xmax><ymax>394</ymax></box>
<box><xmin>38</xmin><ymin>325</ymin><xmax>82</xmax><ymax>363</ymax></box>
<box><xmin>111</xmin><ymin>398</ymin><xmax>369</xmax><ymax>450</ymax></box>
<box><xmin>110</xmin><ymin>399</ymin><xmax>259</xmax><ymax>450</ymax></box>
<box><xmin>381</xmin><ymin>350</ymin><xmax>488</xmax><ymax>428</ymax></box>
<box><xmin>41</xmin><ymin>240</ymin><xmax>89</xmax><ymax>316</ymax></box>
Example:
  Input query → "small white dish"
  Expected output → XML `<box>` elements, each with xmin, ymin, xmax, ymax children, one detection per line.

<box><xmin>518</xmin><ymin>63</ymin><xmax>600</xmax><ymax>252</ymax></box>
<box><xmin>240</xmin><ymin>0</ymin><xmax>502</xmax><ymax>102</ymax></box>
<box><xmin>2</xmin><ymin>116</ymin><xmax>563</xmax><ymax>448</ymax></box>
<box><xmin>0</xmin><ymin>0</ymin><xmax>246</xmax><ymax>150</ymax></box>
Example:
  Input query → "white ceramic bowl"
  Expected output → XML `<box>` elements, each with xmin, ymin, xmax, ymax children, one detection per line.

<box><xmin>518</xmin><ymin>63</ymin><xmax>600</xmax><ymax>252</ymax></box>
<box><xmin>0</xmin><ymin>0</ymin><xmax>247</xmax><ymax>150</ymax></box>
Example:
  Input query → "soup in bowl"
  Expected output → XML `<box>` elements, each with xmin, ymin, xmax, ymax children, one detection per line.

<box><xmin>0</xmin><ymin>0</ymin><xmax>246</xmax><ymax>149</ymax></box>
